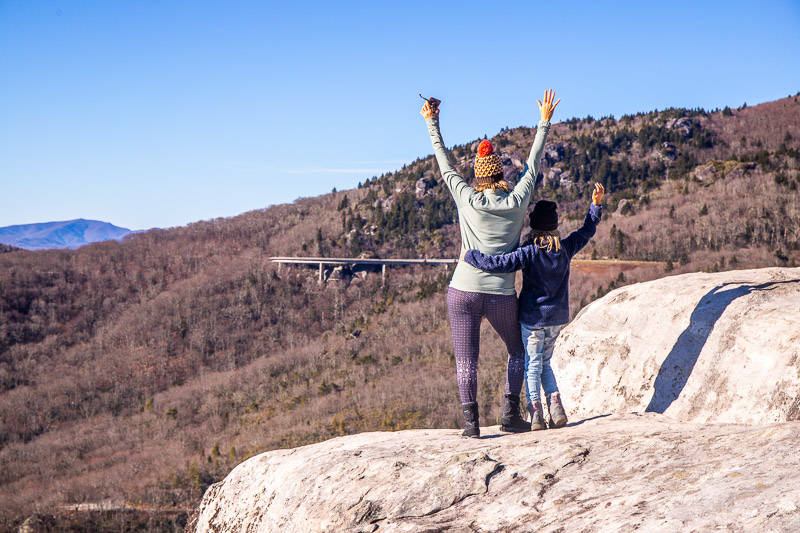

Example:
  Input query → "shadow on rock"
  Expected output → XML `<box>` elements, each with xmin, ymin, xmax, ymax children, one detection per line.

<box><xmin>567</xmin><ymin>413</ymin><xmax>612</xmax><ymax>427</ymax></box>
<box><xmin>646</xmin><ymin>279</ymin><xmax>800</xmax><ymax>414</ymax></box>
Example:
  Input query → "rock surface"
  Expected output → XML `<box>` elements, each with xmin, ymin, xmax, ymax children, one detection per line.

<box><xmin>558</xmin><ymin>267</ymin><xmax>800</xmax><ymax>424</ymax></box>
<box><xmin>414</xmin><ymin>178</ymin><xmax>432</xmax><ymax>199</ymax></box>
<box><xmin>189</xmin><ymin>415</ymin><xmax>800</xmax><ymax>532</ymax></box>
<box><xmin>189</xmin><ymin>267</ymin><xmax>800</xmax><ymax>532</ymax></box>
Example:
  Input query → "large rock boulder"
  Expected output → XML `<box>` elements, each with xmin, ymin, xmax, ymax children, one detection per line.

<box><xmin>665</xmin><ymin>117</ymin><xmax>694</xmax><ymax>137</ymax></box>
<box><xmin>545</xmin><ymin>141</ymin><xmax>567</xmax><ymax>162</ymax></box>
<box><xmin>414</xmin><ymin>178</ymin><xmax>432</xmax><ymax>199</ymax></box>
<box><xmin>188</xmin><ymin>415</ymin><xmax>800</xmax><ymax>532</ymax></box>
<box><xmin>558</xmin><ymin>267</ymin><xmax>800</xmax><ymax>424</ymax></box>
<box><xmin>545</xmin><ymin>166</ymin><xmax>563</xmax><ymax>183</ymax></box>
<box><xmin>188</xmin><ymin>267</ymin><xmax>800</xmax><ymax>532</ymax></box>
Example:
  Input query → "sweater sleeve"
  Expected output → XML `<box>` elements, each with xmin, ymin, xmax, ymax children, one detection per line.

<box><xmin>463</xmin><ymin>245</ymin><xmax>533</xmax><ymax>274</ymax></box>
<box><xmin>426</xmin><ymin>116</ymin><xmax>479</xmax><ymax>208</ymax></box>
<box><xmin>562</xmin><ymin>203</ymin><xmax>603</xmax><ymax>258</ymax></box>
<box><xmin>506</xmin><ymin>120</ymin><xmax>551</xmax><ymax>206</ymax></box>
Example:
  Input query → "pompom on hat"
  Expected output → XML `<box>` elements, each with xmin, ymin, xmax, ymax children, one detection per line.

<box><xmin>474</xmin><ymin>139</ymin><xmax>504</xmax><ymax>184</ymax></box>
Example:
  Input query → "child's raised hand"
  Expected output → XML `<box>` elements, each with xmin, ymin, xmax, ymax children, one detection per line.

<box><xmin>592</xmin><ymin>182</ymin><xmax>605</xmax><ymax>205</ymax></box>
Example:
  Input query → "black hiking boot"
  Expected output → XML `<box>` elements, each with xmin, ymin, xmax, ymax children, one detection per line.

<box><xmin>461</xmin><ymin>402</ymin><xmax>480</xmax><ymax>438</ymax></box>
<box><xmin>501</xmin><ymin>394</ymin><xmax>531</xmax><ymax>433</ymax></box>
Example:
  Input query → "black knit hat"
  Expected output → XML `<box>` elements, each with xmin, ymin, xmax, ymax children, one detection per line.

<box><xmin>529</xmin><ymin>200</ymin><xmax>558</xmax><ymax>231</ymax></box>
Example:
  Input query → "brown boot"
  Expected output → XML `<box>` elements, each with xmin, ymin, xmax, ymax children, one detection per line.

<box><xmin>546</xmin><ymin>391</ymin><xmax>568</xmax><ymax>428</ymax></box>
<box><xmin>528</xmin><ymin>400</ymin><xmax>546</xmax><ymax>431</ymax></box>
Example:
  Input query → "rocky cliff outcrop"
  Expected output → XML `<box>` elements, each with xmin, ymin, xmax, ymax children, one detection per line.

<box><xmin>558</xmin><ymin>267</ymin><xmax>800</xmax><ymax>424</ymax></box>
<box><xmin>188</xmin><ymin>267</ymin><xmax>800</xmax><ymax>532</ymax></box>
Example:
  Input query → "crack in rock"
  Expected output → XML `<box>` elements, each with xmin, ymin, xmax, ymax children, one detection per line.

<box><xmin>361</xmin><ymin>453</ymin><xmax>503</xmax><ymax>526</ymax></box>
<box><xmin>485</xmin><ymin>463</ymin><xmax>505</xmax><ymax>491</ymax></box>
<box><xmin>561</xmin><ymin>447</ymin><xmax>590</xmax><ymax>468</ymax></box>
<box><xmin>534</xmin><ymin>446</ymin><xmax>592</xmax><ymax>513</ymax></box>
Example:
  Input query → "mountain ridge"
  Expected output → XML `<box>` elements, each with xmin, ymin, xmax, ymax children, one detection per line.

<box><xmin>0</xmin><ymin>218</ymin><xmax>134</xmax><ymax>250</ymax></box>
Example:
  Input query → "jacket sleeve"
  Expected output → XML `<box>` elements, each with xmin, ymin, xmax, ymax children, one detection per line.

<box><xmin>506</xmin><ymin>120</ymin><xmax>551</xmax><ymax>207</ymax></box>
<box><xmin>463</xmin><ymin>245</ymin><xmax>533</xmax><ymax>274</ymax></box>
<box><xmin>562</xmin><ymin>204</ymin><xmax>603</xmax><ymax>258</ymax></box>
<box><xmin>426</xmin><ymin>116</ymin><xmax>480</xmax><ymax>208</ymax></box>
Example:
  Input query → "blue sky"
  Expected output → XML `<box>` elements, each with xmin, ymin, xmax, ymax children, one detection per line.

<box><xmin>1</xmin><ymin>0</ymin><xmax>799</xmax><ymax>230</ymax></box>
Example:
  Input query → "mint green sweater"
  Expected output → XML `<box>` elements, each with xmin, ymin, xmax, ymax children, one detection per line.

<box><xmin>426</xmin><ymin>116</ymin><xmax>550</xmax><ymax>295</ymax></box>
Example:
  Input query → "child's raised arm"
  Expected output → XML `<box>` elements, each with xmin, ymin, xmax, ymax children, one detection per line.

<box><xmin>592</xmin><ymin>182</ymin><xmax>605</xmax><ymax>206</ymax></box>
<box><xmin>461</xmin><ymin>245</ymin><xmax>533</xmax><ymax>274</ymax></box>
<box><xmin>562</xmin><ymin>183</ymin><xmax>604</xmax><ymax>258</ymax></box>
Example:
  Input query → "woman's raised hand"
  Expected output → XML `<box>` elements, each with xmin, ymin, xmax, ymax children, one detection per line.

<box><xmin>420</xmin><ymin>101</ymin><xmax>439</xmax><ymax>119</ymax></box>
<box><xmin>537</xmin><ymin>89</ymin><xmax>560</xmax><ymax>122</ymax></box>
<box><xmin>592</xmin><ymin>182</ymin><xmax>605</xmax><ymax>205</ymax></box>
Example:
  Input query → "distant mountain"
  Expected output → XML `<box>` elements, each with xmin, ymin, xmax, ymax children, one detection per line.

<box><xmin>0</xmin><ymin>219</ymin><xmax>133</xmax><ymax>250</ymax></box>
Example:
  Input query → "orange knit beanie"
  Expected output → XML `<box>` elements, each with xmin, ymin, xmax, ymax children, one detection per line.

<box><xmin>474</xmin><ymin>140</ymin><xmax>504</xmax><ymax>184</ymax></box>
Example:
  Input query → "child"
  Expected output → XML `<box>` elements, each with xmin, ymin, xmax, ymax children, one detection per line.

<box><xmin>462</xmin><ymin>183</ymin><xmax>604</xmax><ymax>429</ymax></box>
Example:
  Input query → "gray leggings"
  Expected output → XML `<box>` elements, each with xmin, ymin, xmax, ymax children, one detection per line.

<box><xmin>446</xmin><ymin>287</ymin><xmax>526</xmax><ymax>404</ymax></box>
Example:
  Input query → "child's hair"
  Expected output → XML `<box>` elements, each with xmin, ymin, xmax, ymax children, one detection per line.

<box><xmin>475</xmin><ymin>180</ymin><xmax>510</xmax><ymax>193</ymax></box>
<box><xmin>523</xmin><ymin>229</ymin><xmax>562</xmax><ymax>252</ymax></box>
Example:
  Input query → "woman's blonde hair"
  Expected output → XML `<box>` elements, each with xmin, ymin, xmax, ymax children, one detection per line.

<box><xmin>523</xmin><ymin>229</ymin><xmax>562</xmax><ymax>252</ymax></box>
<box><xmin>475</xmin><ymin>180</ymin><xmax>510</xmax><ymax>193</ymax></box>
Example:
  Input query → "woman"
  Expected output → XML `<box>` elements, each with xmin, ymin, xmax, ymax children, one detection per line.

<box><xmin>421</xmin><ymin>89</ymin><xmax>559</xmax><ymax>437</ymax></box>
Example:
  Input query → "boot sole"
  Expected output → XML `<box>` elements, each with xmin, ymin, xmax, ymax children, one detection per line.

<box><xmin>500</xmin><ymin>425</ymin><xmax>531</xmax><ymax>433</ymax></box>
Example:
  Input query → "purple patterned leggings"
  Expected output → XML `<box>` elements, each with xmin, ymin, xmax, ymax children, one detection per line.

<box><xmin>446</xmin><ymin>287</ymin><xmax>526</xmax><ymax>404</ymax></box>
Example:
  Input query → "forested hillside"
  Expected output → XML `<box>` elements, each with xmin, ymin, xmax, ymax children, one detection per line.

<box><xmin>0</xmin><ymin>245</ymin><xmax>19</xmax><ymax>254</ymax></box>
<box><xmin>1</xmin><ymin>94</ymin><xmax>799</xmax><ymax>531</ymax></box>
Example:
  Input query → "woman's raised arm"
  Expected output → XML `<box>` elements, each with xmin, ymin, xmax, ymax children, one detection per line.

<box><xmin>507</xmin><ymin>89</ymin><xmax>559</xmax><ymax>206</ymax></box>
<box><xmin>422</xmin><ymin>101</ymin><xmax>478</xmax><ymax>208</ymax></box>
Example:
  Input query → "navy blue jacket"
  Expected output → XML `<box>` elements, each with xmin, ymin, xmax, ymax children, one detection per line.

<box><xmin>464</xmin><ymin>203</ymin><xmax>602</xmax><ymax>327</ymax></box>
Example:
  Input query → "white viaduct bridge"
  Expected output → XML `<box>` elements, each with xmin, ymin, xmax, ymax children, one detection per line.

<box><xmin>269</xmin><ymin>257</ymin><xmax>458</xmax><ymax>284</ymax></box>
